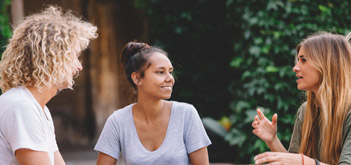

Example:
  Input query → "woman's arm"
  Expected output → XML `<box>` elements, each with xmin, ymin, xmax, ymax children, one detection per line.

<box><xmin>189</xmin><ymin>147</ymin><xmax>209</xmax><ymax>165</ymax></box>
<box><xmin>252</xmin><ymin>109</ymin><xmax>287</xmax><ymax>152</ymax></box>
<box><xmin>254</xmin><ymin>152</ymin><xmax>328</xmax><ymax>165</ymax></box>
<box><xmin>54</xmin><ymin>151</ymin><xmax>65</xmax><ymax>165</ymax></box>
<box><xmin>338</xmin><ymin>112</ymin><xmax>351</xmax><ymax>164</ymax></box>
<box><xmin>96</xmin><ymin>152</ymin><xmax>117</xmax><ymax>165</ymax></box>
<box><xmin>265</xmin><ymin>135</ymin><xmax>287</xmax><ymax>152</ymax></box>
<box><xmin>15</xmin><ymin>149</ymin><xmax>51</xmax><ymax>165</ymax></box>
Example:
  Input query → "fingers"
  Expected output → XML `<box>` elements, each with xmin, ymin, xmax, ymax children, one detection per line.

<box><xmin>252</xmin><ymin>129</ymin><xmax>260</xmax><ymax>136</ymax></box>
<box><xmin>252</xmin><ymin>115</ymin><xmax>260</xmax><ymax>128</ymax></box>
<box><xmin>254</xmin><ymin>152</ymin><xmax>279</xmax><ymax>164</ymax></box>
<box><xmin>254</xmin><ymin>115</ymin><xmax>260</xmax><ymax>121</ymax></box>
<box><xmin>257</xmin><ymin>109</ymin><xmax>266</xmax><ymax>120</ymax></box>
<box><xmin>254</xmin><ymin>152</ymin><xmax>280</xmax><ymax>160</ymax></box>
<box><xmin>254</xmin><ymin>151</ymin><xmax>272</xmax><ymax>160</ymax></box>
<box><xmin>252</xmin><ymin>118</ymin><xmax>260</xmax><ymax>136</ymax></box>
<box><xmin>272</xmin><ymin>113</ymin><xmax>278</xmax><ymax>127</ymax></box>
<box><xmin>252</xmin><ymin>116</ymin><xmax>262</xmax><ymax>126</ymax></box>
<box><xmin>252</xmin><ymin>115</ymin><xmax>260</xmax><ymax>136</ymax></box>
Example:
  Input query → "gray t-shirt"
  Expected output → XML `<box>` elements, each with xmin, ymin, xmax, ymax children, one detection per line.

<box><xmin>94</xmin><ymin>101</ymin><xmax>211</xmax><ymax>165</ymax></box>
<box><xmin>288</xmin><ymin>102</ymin><xmax>351</xmax><ymax>164</ymax></box>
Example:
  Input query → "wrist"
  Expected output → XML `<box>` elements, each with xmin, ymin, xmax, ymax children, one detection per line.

<box><xmin>266</xmin><ymin>134</ymin><xmax>278</xmax><ymax>146</ymax></box>
<box><xmin>301</xmin><ymin>154</ymin><xmax>316</xmax><ymax>165</ymax></box>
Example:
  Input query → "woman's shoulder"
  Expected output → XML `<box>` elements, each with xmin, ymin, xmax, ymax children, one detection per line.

<box><xmin>296</xmin><ymin>102</ymin><xmax>307</xmax><ymax>120</ymax></box>
<box><xmin>171</xmin><ymin>101</ymin><xmax>200</xmax><ymax>122</ymax></box>
<box><xmin>172</xmin><ymin>101</ymin><xmax>196</xmax><ymax>112</ymax></box>
<box><xmin>344</xmin><ymin>109</ymin><xmax>351</xmax><ymax>126</ymax></box>
<box><xmin>108</xmin><ymin>104</ymin><xmax>134</xmax><ymax>120</ymax></box>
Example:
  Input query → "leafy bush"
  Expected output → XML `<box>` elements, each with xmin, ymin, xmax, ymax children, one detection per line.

<box><xmin>0</xmin><ymin>0</ymin><xmax>11</xmax><ymax>94</ymax></box>
<box><xmin>136</xmin><ymin>0</ymin><xmax>237</xmax><ymax>120</ymax></box>
<box><xmin>0</xmin><ymin>0</ymin><xmax>11</xmax><ymax>56</ymax></box>
<box><xmin>226</xmin><ymin>0</ymin><xmax>351</xmax><ymax>162</ymax></box>
<box><xmin>138</xmin><ymin>0</ymin><xmax>351</xmax><ymax>163</ymax></box>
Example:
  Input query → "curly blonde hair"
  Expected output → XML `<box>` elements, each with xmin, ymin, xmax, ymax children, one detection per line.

<box><xmin>0</xmin><ymin>5</ymin><xmax>98</xmax><ymax>92</ymax></box>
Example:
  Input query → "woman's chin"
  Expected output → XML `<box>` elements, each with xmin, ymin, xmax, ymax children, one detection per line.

<box><xmin>56</xmin><ymin>81</ymin><xmax>73</xmax><ymax>91</ymax></box>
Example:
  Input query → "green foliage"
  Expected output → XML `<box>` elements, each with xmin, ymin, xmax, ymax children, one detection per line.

<box><xmin>202</xmin><ymin>117</ymin><xmax>227</xmax><ymax>138</ymax></box>
<box><xmin>141</xmin><ymin>0</ymin><xmax>237</xmax><ymax>121</ymax></box>
<box><xmin>0</xmin><ymin>0</ymin><xmax>11</xmax><ymax>58</ymax></box>
<box><xmin>226</xmin><ymin>0</ymin><xmax>351</xmax><ymax>162</ymax></box>
<box><xmin>139</xmin><ymin>0</ymin><xmax>351</xmax><ymax>163</ymax></box>
<box><xmin>0</xmin><ymin>0</ymin><xmax>11</xmax><ymax>94</ymax></box>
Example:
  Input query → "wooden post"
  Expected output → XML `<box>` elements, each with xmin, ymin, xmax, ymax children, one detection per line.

<box><xmin>11</xmin><ymin>0</ymin><xmax>24</xmax><ymax>26</ymax></box>
<box><xmin>87</xmin><ymin>0</ymin><xmax>147</xmax><ymax>139</ymax></box>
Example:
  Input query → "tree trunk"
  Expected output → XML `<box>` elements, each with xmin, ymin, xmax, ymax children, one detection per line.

<box><xmin>87</xmin><ymin>0</ymin><xmax>147</xmax><ymax>138</ymax></box>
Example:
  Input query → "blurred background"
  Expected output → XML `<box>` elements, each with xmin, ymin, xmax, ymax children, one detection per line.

<box><xmin>1</xmin><ymin>0</ymin><xmax>351</xmax><ymax>164</ymax></box>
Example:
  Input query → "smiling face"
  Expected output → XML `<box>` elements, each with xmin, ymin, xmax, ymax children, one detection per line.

<box><xmin>134</xmin><ymin>52</ymin><xmax>175</xmax><ymax>100</ymax></box>
<box><xmin>293</xmin><ymin>45</ymin><xmax>321</xmax><ymax>93</ymax></box>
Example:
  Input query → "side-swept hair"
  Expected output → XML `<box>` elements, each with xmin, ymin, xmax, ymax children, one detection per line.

<box><xmin>298</xmin><ymin>32</ymin><xmax>351</xmax><ymax>164</ymax></box>
<box><xmin>0</xmin><ymin>5</ymin><xmax>98</xmax><ymax>92</ymax></box>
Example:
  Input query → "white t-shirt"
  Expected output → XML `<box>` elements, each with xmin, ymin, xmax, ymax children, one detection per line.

<box><xmin>94</xmin><ymin>101</ymin><xmax>212</xmax><ymax>165</ymax></box>
<box><xmin>0</xmin><ymin>86</ymin><xmax>58</xmax><ymax>165</ymax></box>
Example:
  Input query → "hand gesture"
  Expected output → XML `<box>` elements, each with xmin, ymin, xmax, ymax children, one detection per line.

<box><xmin>252</xmin><ymin>109</ymin><xmax>278</xmax><ymax>144</ymax></box>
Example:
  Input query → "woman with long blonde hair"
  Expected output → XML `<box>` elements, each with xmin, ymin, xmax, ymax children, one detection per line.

<box><xmin>252</xmin><ymin>32</ymin><xmax>351</xmax><ymax>164</ymax></box>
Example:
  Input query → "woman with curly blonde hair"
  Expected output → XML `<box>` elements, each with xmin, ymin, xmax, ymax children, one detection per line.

<box><xmin>0</xmin><ymin>5</ymin><xmax>97</xmax><ymax>164</ymax></box>
<box><xmin>252</xmin><ymin>32</ymin><xmax>351</xmax><ymax>164</ymax></box>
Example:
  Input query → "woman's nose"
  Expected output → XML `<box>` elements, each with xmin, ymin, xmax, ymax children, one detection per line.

<box><xmin>77</xmin><ymin>62</ymin><xmax>83</xmax><ymax>71</ymax></box>
<box><xmin>293</xmin><ymin>64</ymin><xmax>299</xmax><ymax>72</ymax></box>
<box><xmin>74</xmin><ymin>57</ymin><xmax>83</xmax><ymax>71</ymax></box>
<box><xmin>166</xmin><ymin>73</ymin><xmax>174</xmax><ymax>82</ymax></box>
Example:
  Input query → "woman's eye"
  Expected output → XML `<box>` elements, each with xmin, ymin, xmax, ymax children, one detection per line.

<box><xmin>297</xmin><ymin>57</ymin><xmax>306</xmax><ymax>63</ymax></box>
<box><xmin>156</xmin><ymin>71</ymin><xmax>164</xmax><ymax>74</ymax></box>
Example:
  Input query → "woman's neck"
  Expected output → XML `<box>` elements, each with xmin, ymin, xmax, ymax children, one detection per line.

<box><xmin>26</xmin><ymin>86</ymin><xmax>57</xmax><ymax>110</ymax></box>
<box><xmin>134</xmin><ymin>97</ymin><xmax>166</xmax><ymax>123</ymax></box>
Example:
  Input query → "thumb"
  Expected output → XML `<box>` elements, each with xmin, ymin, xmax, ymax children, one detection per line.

<box><xmin>272</xmin><ymin>113</ymin><xmax>278</xmax><ymax>127</ymax></box>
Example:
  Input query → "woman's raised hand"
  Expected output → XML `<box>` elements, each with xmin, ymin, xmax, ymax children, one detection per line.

<box><xmin>252</xmin><ymin>109</ymin><xmax>278</xmax><ymax>144</ymax></box>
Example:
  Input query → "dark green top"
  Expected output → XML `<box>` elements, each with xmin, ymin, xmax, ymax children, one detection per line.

<box><xmin>288</xmin><ymin>102</ymin><xmax>351</xmax><ymax>164</ymax></box>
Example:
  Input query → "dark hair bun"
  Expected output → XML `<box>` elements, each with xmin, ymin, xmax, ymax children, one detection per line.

<box><xmin>121</xmin><ymin>41</ymin><xmax>150</xmax><ymax>68</ymax></box>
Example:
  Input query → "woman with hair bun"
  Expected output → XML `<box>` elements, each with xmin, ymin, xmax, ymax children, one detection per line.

<box><xmin>94</xmin><ymin>41</ymin><xmax>211</xmax><ymax>165</ymax></box>
<box><xmin>252</xmin><ymin>32</ymin><xmax>351</xmax><ymax>165</ymax></box>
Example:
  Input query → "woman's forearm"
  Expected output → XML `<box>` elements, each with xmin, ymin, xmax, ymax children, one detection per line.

<box><xmin>266</xmin><ymin>135</ymin><xmax>288</xmax><ymax>152</ymax></box>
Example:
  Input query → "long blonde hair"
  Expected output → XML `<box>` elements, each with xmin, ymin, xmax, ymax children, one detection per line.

<box><xmin>0</xmin><ymin>5</ymin><xmax>97</xmax><ymax>92</ymax></box>
<box><xmin>298</xmin><ymin>32</ymin><xmax>351</xmax><ymax>164</ymax></box>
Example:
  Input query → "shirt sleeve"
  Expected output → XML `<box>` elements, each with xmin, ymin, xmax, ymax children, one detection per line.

<box><xmin>45</xmin><ymin>107</ymin><xmax>59</xmax><ymax>152</ymax></box>
<box><xmin>184</xmin><ymin>105</ymin><xmax>212</xmax><ymax>154</ymax></box>
<box><xmin>339</xmin><ymin>112</ymin><xmax>351</xmax><ymax>164</ymax></box>
<box><xmin>288</xmin><ymin>102</ymin><xmax>306</xmax><ymax>153</ymax></box>
<box><xmin>94</xmin><ymin>113</ymin><xmax>121</xmax><ymax>160</ymax></box>
<box><xmin>2</xmin><ymin>101</ymin><xmax>49</xmax><ymax>154</ymax></box>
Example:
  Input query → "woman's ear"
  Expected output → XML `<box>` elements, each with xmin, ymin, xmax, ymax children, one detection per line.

<box><xmin>131</xmin><ymin>72</ymin><xmax>141</xmax><ymax>86</ymax></box>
